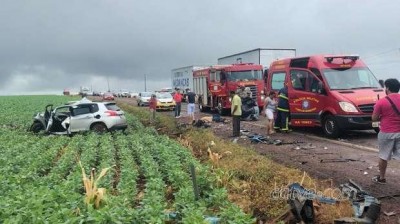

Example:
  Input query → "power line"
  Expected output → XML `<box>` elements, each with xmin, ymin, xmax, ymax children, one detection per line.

<box><xmin>362</xmin><ymin>48</ymin><xmax>400</xmax><ymax>60</ymax></box>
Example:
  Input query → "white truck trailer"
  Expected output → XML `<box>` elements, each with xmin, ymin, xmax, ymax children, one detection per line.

<box><xmin>217</xmin><ymin>48</ymin><xmax>297</xmax><ymax>69</ymax></box>
<box><xmin>171</xmin><ymin>65</ymin><xmax>205</xmax><ymax>92</ymax></box>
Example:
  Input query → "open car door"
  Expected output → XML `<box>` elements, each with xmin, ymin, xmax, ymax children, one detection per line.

<box><xmin>46</xmin><ymin>106</ymin><xmax>71</xmax><ymax>134</ymax></box>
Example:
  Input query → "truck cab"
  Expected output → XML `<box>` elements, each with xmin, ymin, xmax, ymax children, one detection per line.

<box><xmin>266</xmin><ymin>55</ymin><xmax>384</xmax><ymax>138</ymax></box>
<box><xmin>195</xmin><ymin>63</ymin><xmax>265</xmax><ymax>115</ymax></box>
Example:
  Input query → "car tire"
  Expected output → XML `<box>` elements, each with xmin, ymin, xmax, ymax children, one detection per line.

<box><xmin>322</xmin><ymin>115</ymin><xmax>341</xmax><ymax>138</ymax></box>
<box><xmin>91</xmin><ymin>123</ymin><xmax>107</xmax><ymax>134</ymax></box>
<box><xmin>30</xmin><ymin>122</ymin><xmax>45</xmax><ymax>133</ymax></box>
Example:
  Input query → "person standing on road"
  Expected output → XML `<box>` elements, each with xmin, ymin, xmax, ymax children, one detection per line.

<box><xmin>372</xmin><ymin>78</ymin><xmax>400</xmax><ymax>184</ymax></box>
<box><xmin>274</xmin><ymin>82</ymin><xmax>290</xmax><ymax>132</ymax></box>
<box><xmin>263</xmin><ymin>91</ymin><xmax>277</xmax><ymax>135</ymax></box>
<box><xmin>186</xmin><ymin>89</ymin><xmax>196</xmax><ymax>124</ymax></box>
<box><xmin>173</xmin><ymin>88</ymin><xmax>183</xmax><ymax>118</ymax></box>
<box><xmin>231</xmin><ymin>90</ymin><xmax>242</xmax><ymax>137</ymax></box>
<box><xmin>149</xmin><ymin>94</ymin><xmax>157</xmax><ymax>123</ymax></box>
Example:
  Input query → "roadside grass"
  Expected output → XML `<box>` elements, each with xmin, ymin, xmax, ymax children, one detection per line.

<box><xmin>120</xmin><ymin>103</ymin><xmax>354</xmax><ymax>223</ymax></box>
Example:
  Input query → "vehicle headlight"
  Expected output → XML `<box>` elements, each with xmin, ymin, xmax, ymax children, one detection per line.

<box><xmin>261</xmin><ymin>90</ymin><xmax>265</xmax><ymax>95</ymax></box>
<box><xmin>338</xmin><ymin>102</ymin><xmax>358</xmax><ymax>113</ymax></box>
<box><xmin>229</xmin><ymin>97</ymin><xmax>232</xmax><ymax>102</ymax></box>
<box><xmin>261</xmin><ymin>95</ymin><xmax>265</xmax><ymax>100</ymax></box>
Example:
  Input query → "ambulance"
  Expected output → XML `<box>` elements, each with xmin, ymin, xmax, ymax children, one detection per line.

<box><xmin>265</xmin><ymin>55</ymin><xmax>384</xmax><ymax>138</ymax></box>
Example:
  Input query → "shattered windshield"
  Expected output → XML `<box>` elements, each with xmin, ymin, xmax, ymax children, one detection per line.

<box><xmin>323</xmin><ymin>67</ymin><xmax>381</xmax><ymax>90</ymax></box>
<box><xmin>227</xmin><ymin>70</ymin><xmax>262</xmax><ymax>81</ymax></box>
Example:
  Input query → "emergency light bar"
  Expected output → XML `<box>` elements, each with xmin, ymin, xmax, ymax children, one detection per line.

<box><xmin>325</xmin><ymin>55</ymin><xmax>359</xmax><ymax>63</ymax></box>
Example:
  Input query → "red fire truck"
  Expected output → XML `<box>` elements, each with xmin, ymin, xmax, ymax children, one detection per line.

<box><xmin>265</xmin><ymin>55</ymin><xmax>384</xmax><ymax>138</ymax></box>
<box><xmin>194</xmin><ymin>63</ymin><xmax>265</xmax><ymax>115</ymax></box>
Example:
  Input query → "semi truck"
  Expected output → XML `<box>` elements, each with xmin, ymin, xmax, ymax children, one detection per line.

<box><xmin>265</xmin><ymin>55</ymin><xmax>384</xmax><ymax>138</ymax></box>
<box><xmin>194</xmin><ymin>63</ymin><xmax>265</xmax><ymax>115</ymax></box>
<box><xmin>218</xmin><ymin>48</ymin><xmax>297</xmax><ymax>70</ymax></box>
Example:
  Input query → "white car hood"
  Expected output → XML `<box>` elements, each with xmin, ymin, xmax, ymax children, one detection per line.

<box><xmin>158</xmin><ymin>98</ymin><xmax>173</xmax><ymax>103</ymax></box>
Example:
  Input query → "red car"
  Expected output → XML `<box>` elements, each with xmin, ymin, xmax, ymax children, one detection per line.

<box><xmin>103</xmin><ymin>92</ymin><xmax>115</xmax><ymax>101</ymax></box>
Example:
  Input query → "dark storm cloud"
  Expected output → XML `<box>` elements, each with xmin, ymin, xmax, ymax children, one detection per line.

<box><xmin>0</xmin><ymin>0</ymin><xmax>399</xmax><ymax>94</ymax></box>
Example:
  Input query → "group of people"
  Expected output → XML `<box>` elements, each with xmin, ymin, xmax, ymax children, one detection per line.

<box><xmin>262</xmin><ymin>82</ymin><xmax>290</xmax><ymax>136</ymax></box>
<box><xmin>230</xmin><ymin>84</ymin><xmax>290</xmax><ymax>137</ymax></box>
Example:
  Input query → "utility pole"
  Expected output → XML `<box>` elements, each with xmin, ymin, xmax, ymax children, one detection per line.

<box><xmin>107</xmin><ymin>76</ymin><xmax>110</xmax><ymax>92</ymax></box>
<box><xmin>144</xmin><ymin>74</ymin><xmax>147</xmax><ymax>92</ymax></box>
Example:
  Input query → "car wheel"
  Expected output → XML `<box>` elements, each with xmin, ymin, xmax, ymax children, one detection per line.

<box><xmin>30</xmin><ymin>122</ymin><xmax>45</xmax><ymax>133</ymax></box>
<box><xmin>91</xmin><ymin>123</ymin><xmax>107</xmax><ymax>134</ymax></box>
<box><xmin>322</xmin><ymin>115</ymin><xmax>340</xmax><ymax>138</ymax></box>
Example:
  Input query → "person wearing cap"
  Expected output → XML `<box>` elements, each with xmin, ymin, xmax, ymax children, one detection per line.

<box><xmin>230</xmin><ymin>90</ymin><xmax>242</xmax><ymax>137</ymax></box>
<box><xmin>149</xmin><ymin>94</ymin><xmax>157</xmax><ymax>123</ymax></box>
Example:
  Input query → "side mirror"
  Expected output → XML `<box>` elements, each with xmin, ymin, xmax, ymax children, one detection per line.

<box><xmin>378</xmin><ymin>79</ymin><xmax>384</xmax><ymax>88</ymax></box>
<box><xmin>263</xmin><ymin>69</ymin><xmax>269</xmax><ymax>81</ymax></box>
<box><xmin>317</xmin><ymin>82</ymin><xmax>326</xmax><ymax>94</ymax></box>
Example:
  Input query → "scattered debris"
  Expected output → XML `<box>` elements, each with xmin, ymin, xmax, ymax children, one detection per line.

<box><xmin>192</xmin><ymin>119</ymin><xmax>211</xmax><ymax>128</ymax></box>
<box><xmin>232</xmin><ymin>138</ymin><xmax>238</xmax><ymax>144</ymax></box>
<box><xmin>367</xmin><ymin>166</ymin><xmax>373</xmax><ymax>170</ymax></box>
<box><xmin>320</xmin><ymin>158</ymin><xmax>365</xmax><ymax>163</ymax></box>
<box><xmin>384</xmin><ymin>211</ymin><xmax>396</xmax><ymax>217</ymax></box>
<box><xmin>212</xmin><ymin>114</ymin><xmax>226</xmax><ymax>123</ymax></box>
<box><xmin>363</xmin><ymin>171</ymin><xmax>368</xmax><ymax>175</ymax></box>
<box><xmin>200</xmin><ymin>116</ymin><xmax>213</xmax><ymax>123</ymax></box>
<box><xmin>323</xmin><ymin>146</ymin><xmax>328</xmax><ymax>150</ymax></box>
<box><xmin>337</xmin><ymin>179</ymin><xmax>381</xmax><ymax>223</ymax></box>
<box><xmin>287</xmin><ymin>180</ymin><xmax>381</xmax><ymax>224</ymax></box>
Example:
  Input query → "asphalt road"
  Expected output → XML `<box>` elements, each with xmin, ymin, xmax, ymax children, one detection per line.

<box><xmin>174</xmin><ymin>102</ymin><xmax>379</xmax><ymax>150</ymax></box>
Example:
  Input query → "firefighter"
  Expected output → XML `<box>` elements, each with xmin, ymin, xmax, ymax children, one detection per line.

<box><xmin>274</xmin><ymin>82</ymin><xmax>290</xmax><ymax>132</ymax></box>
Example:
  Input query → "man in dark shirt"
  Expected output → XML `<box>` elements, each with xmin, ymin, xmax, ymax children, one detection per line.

<box><xmin>186</xmin><ymin>89</ymin><xmax>196</xmax><ymax>123</ymax></box>
<box><xmin>274</xmin><ymin>83</ymin><xmax>290</xmax><ymax>132</ymax></box>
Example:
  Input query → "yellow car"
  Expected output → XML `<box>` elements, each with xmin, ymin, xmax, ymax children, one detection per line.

<box><xmin>156</xmin><ymin>92</ymin><xmax>176</xmax><ymax>111</ymax></box>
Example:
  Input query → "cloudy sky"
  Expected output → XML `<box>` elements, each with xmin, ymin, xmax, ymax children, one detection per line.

<box><xmin>0</xmin><ymin>0</ymin><xmax>399</xmax><ymax>95</ymax></box>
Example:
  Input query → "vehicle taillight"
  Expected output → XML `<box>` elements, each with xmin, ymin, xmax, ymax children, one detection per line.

<box><xmin>105</xmin><ymin>110</ymin><xmax>118</xmax><ymax>116</ymax></box>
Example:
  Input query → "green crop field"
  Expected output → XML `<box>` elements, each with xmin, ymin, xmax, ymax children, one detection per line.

<box><xmin>0</xmin><ymin>96</ymin><xmax>253</xmax><ymax>224</ymax></box>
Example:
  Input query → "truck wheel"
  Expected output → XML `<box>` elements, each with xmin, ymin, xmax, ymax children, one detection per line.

<box><xmin>217</xmin><ymin>102</ymin><xmax>229</xmax><ymax>116</ymax></box>
<box><xmin>30</xmin><ymin>122</ymin><xmax>45</xmax><ymax>133</ymax></box>
<box><xmin>91</xmin><ymin>123</ymin><xmax>107</xmax><ymax>133</ymax></box>
<box><xmin>322</xmin><ymin>115</ymin><xmax>340</xmax><ymax>138</ymax></box>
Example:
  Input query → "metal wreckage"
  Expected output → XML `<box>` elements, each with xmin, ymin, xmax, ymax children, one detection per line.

<box><xmin>287</xmin><ymin>179</ymin><xmax>380</xmax><ymax>223</ymax></box>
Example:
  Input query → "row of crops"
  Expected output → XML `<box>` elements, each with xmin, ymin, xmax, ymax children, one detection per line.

<box><xmin>0</xmin><ymin>96</ymin><xmax>254</xmax><ymax>223</ymax></box>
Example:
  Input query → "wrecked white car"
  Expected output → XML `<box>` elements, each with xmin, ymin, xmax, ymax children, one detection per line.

<box><xmin>29</xmin><ymin>98</ymin><xmax>127</xmax><ymax>134</ymax></box>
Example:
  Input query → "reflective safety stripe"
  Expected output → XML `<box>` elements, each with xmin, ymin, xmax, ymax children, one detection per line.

<box><xmin>277</xmin><ymin>107</ymin><xmax>289</xmax><ymax>112</ymax></box>
<box><xmin>278</xmin><ymin>94</ymin><xmax>288</xmax><ymax>100</ymax></box>
<box><xmin>281</xmin><ymin>117</ymin><xmax>290</xmax><ymax>131</ymax></box>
